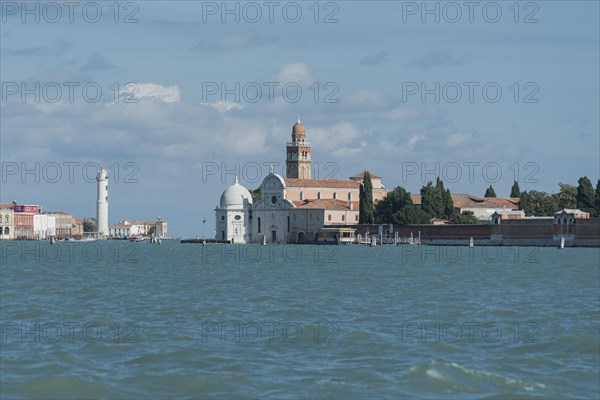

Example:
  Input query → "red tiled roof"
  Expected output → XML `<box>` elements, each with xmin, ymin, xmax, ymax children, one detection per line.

<box><xmin>285</xmin><ymin>179</ymin><xmax>360</xmax><ymax>189</ymax></box>
<box><xmin>410</xmin><ymin>194</ymin><xmax>519</xmax><ymax>210</ymax></box>
<box><xmin>293</xmin><ymin>199</ymin><xmax>358</xmax><ymax>211</ymax></box>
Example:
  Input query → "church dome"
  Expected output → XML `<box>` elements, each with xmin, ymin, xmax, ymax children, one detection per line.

<box><xmin>292</xmin><ymin>117</ymin><xmax>305</xmax><ymax>140</ymax></box>
<box><xmin>219</xmin><ymin>178</ymin><xmax>253</xmax><ymax>208</ymax></box>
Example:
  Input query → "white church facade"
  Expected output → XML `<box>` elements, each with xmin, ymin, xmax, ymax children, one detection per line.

<box><xmin>215</xmin><ymin>119</ymin><xmax>387</xmax><ymax>244</ymax></box>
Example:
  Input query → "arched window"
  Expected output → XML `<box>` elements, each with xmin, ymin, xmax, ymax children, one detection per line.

<box><xmin>257</xmin><ymin>217</ymin><xmax>261</xmax><ymax>233</ymax></box>
<box><xmin>333</xmin><ymin>192</ymin><xmax>337</xmax><ymax>199</ymax></box>
<box><xmin>317</xmin><ymin>192</ymin><xmax>321</xmax><ymax>199</ymax></box>
<box><xmin>348</xmin><ymin>192</ymin><xmax>352</xmax><ymax>201</ymax></box>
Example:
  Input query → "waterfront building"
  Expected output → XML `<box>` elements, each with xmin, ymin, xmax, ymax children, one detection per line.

<box><xmin>215</xmin><ymin>119</ymin><xmax>386</xmax><ymax>244</ymax></box>
<box><xmin>44</xmin><ymin>212</ymin><xmax>76</xmax><ymax>239</ymax></box>
<box><xmin>109</xmin><ymin>219</ymin><xmax>168</xmax><ymax>238</ymax></box>
<box><xmin>14</xmin><ymin>213</ymin><xmax>34</xmax><ymax>239</ymax></box>
<box><xmin>0</xmin><ymin>205</ymin><xmax>15</xmax><ymax>240</ymax></box>
<box><xmin>154</xmin><ymin>218</ymin><xmax>168</xmax><ymax>238</ymax></box>
<box><xmin>33</xmin><ymin>214</ymin><xmax>50</xmax><ymax>239</ymax></box>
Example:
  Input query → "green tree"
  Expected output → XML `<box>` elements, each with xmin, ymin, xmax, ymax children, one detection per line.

<box><xmin>359</xmin><ymin>171</ymin><xmax>374</xmax><ymax>224</ymax></box>
<box><xmin>595</xmin><ymin>179</ymin><xmax>600</xmax><ymax>217</ymax></box>
<box><xmin>83</xmin><ymin>217</ymin><xmax>97</xmax><ymax>232</ymax></box>
<box><xmin>451</xmin><ymin>211</ymin><xmax>479</xmax><ymax>224</ymax></box>
<box><xmin>420</xmin><ymin>181</ymin><xmax>436</xmax><ymax>217</ymax></box>
<box><xmin>420</xmin><ymin>178</ymin><xmax>453</xmax><ymax>219</ymax></box>
<box><xmin>510</xmin><ymin>181</ymin><xmax>521</xmax><ymax>198</ymax></box>
<box><xmin>393</xmin><ymin>206</ymin><xmax>431</xmax><ymax>225</ymax></box>
<box><xmin>443</xmin><ymin>188</ymin><xmax>454</xmax><ymax>220</ymax></box>
<box><xmin>251</xmin><ymin>188</ymin><xmax>262</xmax><ymax>203</ymax></box>
<box><xmin>520</xmin><ymin>190</ymin><xmax>558</xmax><ymax>216</ymax></box>
<box><xmin>518</xmin><ymin>191</ymin><xmax>529</xmax><ymax>214</ymax></box>
<box><xmin>374</xmin><ymin>186</ymin><xmax>412</xmax><ymax>223</ymax></box>
<box><xmin>552</xmin><ymin>183</ymin><xmax>577</xmax><ymax>210</ymax></box>
<box><xmin>576</xmin><ymin>176</ymin><xmax>595</xmax><ymax>214</ymax></box>
<box><xmin>484</xmin><ymin>185</ymin><xmax>496</xmax><ymax>197</ymax></box>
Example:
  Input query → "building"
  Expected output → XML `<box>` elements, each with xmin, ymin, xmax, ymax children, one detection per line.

<box><xmin>155</xmin><ymin>218</ymin><xmax>168</xmax><ymax>238</ymax></box>
<box><xmin>71</xmin><ymin>218</ymin><xmax>83</xmax><ymax>238</ymax></box>
<box><xmin>286</xmin><ymin>117</ymin><xmax>312</xmax><ymax>179</ymax></box>
<box><xmin>491</xmin><ymin>209</ymin><xmax>526</xmax><ymax>224</ymax></box>
<box><xmin>97</xmin><ymin>167</ymin><xmax>109</xmax><ymax>237</ymax></box>
<box><xmin>411</xmin><ymin>194</ymin><xmax>520</xmax><ymax>221</ymax></box>
<box><xmin>215</xmin><ymin>119</ymin><xmax>386</xmax><ymax>244</ymax></box>
<box><xmin>44</xmin><ymin>212</ymin><xmax>76</xmax><ymax>239</ymax></box>
<box><xmin>33</xmin><ymin>214</ymin><xmax>51</xmax><ymax>239</ymax></box>
<box><xmin>0</xmin><ymin>205</ymin><xmax>15</xmax><ymax>240</ymax></box>
<box><xmin>14</xmin><ymin>213</ymin><xmax>34</xmax><ymax>239</ymax></box>
<box><xmin>109</xmin><ymin>219</ymin><xmax>168</xmax><ymax>238</ymax></box>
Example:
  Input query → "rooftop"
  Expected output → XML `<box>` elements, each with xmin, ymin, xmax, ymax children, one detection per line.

<box><xmin>293</xmin><ymin>199</ymin><xmax>358</xmax><ymax>211</ymax></box>
<box><xmin>285</xmin><ymin>178</ymin><xmax>361</xmax><ymax>189</ymax></box>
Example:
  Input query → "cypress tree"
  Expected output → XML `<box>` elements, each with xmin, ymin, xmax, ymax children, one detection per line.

<box><xmin>595</xmin><ymin>179</ymin><xmax>600</xmax><ymax>217</ymax></box>
<box><xmin>484</xmin><ymin>185</ymin><xmax>497</xmax><ymax>197</ymax></box>
<box><xmin>576</xmin><ymin>176</ymin><xmax>595</xmax><ymax>213</ymax></box>
<box><xmin>510</xmin><ymin>181</ymin><xmax>521</xmax><ymax>198</ymax></box>
<box><xmin>359</xmin><ymin>171</ymin><xmax>374</xmax><ymax>224</ymax></box>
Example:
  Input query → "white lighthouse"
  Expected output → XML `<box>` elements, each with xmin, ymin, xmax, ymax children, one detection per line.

<box><xmin>96</xmin><ymin>167</ymin><xmax>109</xmax><ymax>237</ymax></box>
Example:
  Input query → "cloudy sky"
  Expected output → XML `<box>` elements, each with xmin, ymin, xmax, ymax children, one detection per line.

<box><xmin>1</xmin><ymin>1</ymin><xmax>598</xmax><ymax>236</ymax></box>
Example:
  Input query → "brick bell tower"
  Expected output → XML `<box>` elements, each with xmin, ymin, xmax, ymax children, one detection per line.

<box><xmin>286</xmin><ymin>117</ymin><xmax>311</xmax><ymax>179</ymax></box>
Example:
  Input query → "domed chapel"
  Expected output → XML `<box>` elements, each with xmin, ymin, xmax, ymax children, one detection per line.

<box><xmin>215</xmin><ymin>119</ymin><xmax>388</xmax><ymax>244</ymax></box>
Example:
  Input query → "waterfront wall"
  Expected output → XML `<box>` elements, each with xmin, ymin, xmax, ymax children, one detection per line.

<box><xmin>352</xmin><ymin>218</ymin><xmax>600</xmax><ymax>247</ymax></box>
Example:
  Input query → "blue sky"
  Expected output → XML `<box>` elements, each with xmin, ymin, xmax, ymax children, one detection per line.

<box><xmin>1</xmin><ymin>1</ymin><xmax>599</xmax><ymax>237</ymax></box>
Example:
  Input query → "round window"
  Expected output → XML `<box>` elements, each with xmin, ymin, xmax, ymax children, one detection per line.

<box><xmin>271</xmin><ymin>196</ymin><xmax>277</xmax><ymax>205</ymax></box>
<box><xmin>234</xmin><ymin>215</ymin><xmax>241</xmax><ymax>220</ymax></box>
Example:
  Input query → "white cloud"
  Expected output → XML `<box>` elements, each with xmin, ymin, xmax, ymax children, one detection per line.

<box><xmin>133</xmin><ymin>83</ymin><xmax>181</xmax><ymax>103</ymax></box>
<box><xmin>272</xmin><ymin>63</ymin><xmax>315</xmax><ymax>87</ymax></box>
<box><xmin>380</xmin><ymin>106</ymin><xmax>421</xmax><ymax>121</ymax></box>
<box><xmin>203</xmin><ymin>101</ymin><xmax>245</xmax><ymax>113</ymax></box>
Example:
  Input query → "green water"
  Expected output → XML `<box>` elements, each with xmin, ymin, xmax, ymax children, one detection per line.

<box><xmin>1</xmin><ymin>241</ymin><xmax>599</xmax><ymax>399</ymax></box>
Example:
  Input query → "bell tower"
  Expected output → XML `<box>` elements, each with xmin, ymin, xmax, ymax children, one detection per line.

<box><xmin>286</xmin><ymin>117</ymin><xmax>311</xmax><ymax>179</ymax></box>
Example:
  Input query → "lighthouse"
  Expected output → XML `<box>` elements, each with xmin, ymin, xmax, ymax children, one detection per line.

<box><xmin>96</xmin><ymin>167</ymin><xmax>109</xmax><ymax>237</ymax></box>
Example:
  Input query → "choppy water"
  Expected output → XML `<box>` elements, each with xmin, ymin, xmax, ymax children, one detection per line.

<box><xmin>1</xmin><ymin>241</ymin><xmax>599</xmax><ymax>399</ymax></box>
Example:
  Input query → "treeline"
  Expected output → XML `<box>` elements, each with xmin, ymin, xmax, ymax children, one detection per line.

<box><xmin>359</xmin><ymin>173</ymin><xmax>478</xmax><ymax>226</ymax></box>
<box><xmin>518</xmin><ymin>177</ymin><xmax>600</xmax><ymax>217</ymax></box>
<box><xmin>358</xmin><ymin>172</ymin><xmax>600</xmax><ymax>226</ymax></box>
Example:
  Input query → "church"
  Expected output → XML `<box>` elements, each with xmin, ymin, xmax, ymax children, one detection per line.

<box><xmin>215</xmin><ymin>119</ymin><xmax>387</xmax><ymax>244</ymax></box>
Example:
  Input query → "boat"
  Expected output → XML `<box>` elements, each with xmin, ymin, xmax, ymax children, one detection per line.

<box><xmin>130</xmin><ymin>236</ymin><xmax>144</xmax><ymax>242</ymax></box>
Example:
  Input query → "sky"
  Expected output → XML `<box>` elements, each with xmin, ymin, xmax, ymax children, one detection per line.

<box><xmin>1</xmin><ymin>0</ymin><xmax>599</xmax><ymax>237</ymax></box>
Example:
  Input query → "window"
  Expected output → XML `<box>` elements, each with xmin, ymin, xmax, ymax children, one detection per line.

<box><xmin>234</xmin><ymin>215</ymin><xmax>241</xmax><ymax>220</ymax></box>
<box><xmin>342</xmin><ymin>215</ymin><xmax>345</xmax><ymax>221</ymax></box>
<box><xmin>333</xmin><ymin>192</ymin><xmax>337</xmax><ymax>199</ymax></box>
<box><xmin>348</xmin><ymin>192</ymin><xmax>352</xmax><ymax>201</ymax></box>
<box><xmin>317</xmin><ymin>192</ymin><xmax>321</xmax><ymax>199</ymax></box>
<box><xmin>287</xmin><ymin>216</ymin><xmax>290</xmax><ymax>232</ymax></box>
<box><xmin>271</xmin><ymin>196</ymin><xmax>277</xmax><ymax>205</ymax></box>
<box><xmin>300</xmin><ymin>191</ymin><xmax>304</xmax><ymax>200</ymax></box>
<box><xmin>221</xmin><ymin>215</ymin><xmax>225</xmax><ymax>221</ymax></box>
<box><xmin>355</xmin><ymin>215</ymin><xmax>359</xmax><ymax>221</ymax></box>
<box><xmin>328</xmin><ymin>214</ymin><xmax>332</xmax><ymax>221</ymax></box>
<box><xmin>257</xmin><ymin>217</ymin><xmax>261</xmax><ymax>233</ymax></box>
